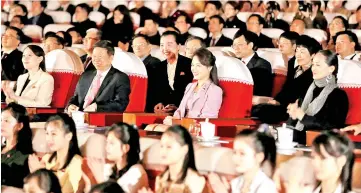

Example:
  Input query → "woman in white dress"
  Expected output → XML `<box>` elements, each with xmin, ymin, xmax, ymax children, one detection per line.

<box><xmin>208</xmin><ymin>129</ymin><xmax>277</xmax><ymax>193</ymax></box>
<box><xmin>311</xmin><ymin>131</ymin><xmax>355</xmax><ymax>193</ymax></box>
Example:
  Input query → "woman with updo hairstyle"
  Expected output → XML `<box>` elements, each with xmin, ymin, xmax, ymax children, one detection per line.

<box><xmin>146</xmin><ymin>48</ymin><xmax>223</xmax><ymax>131</ymax></box>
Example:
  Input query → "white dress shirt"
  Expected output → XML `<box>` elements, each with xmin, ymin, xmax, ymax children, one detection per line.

<box><xmin>241</xmin><ymin>53</ymin><xmax>255</xmax><ymax>65</ymax></box>
<box><xmin>231</xmin><ymin>170</ymin><xmax>277</xmax><ymax>193</ymax></box>
<box><xmin>167</xmin><ymin>62</ymin><xmax>177</xmax><ymax>90</ymax></box>
<box><xmin>313</xmin><ymin>184</ymin><xmax>355</xmax><ymax>193</ymax></box>
<box><xmin>210</xmin><ymin>33</ymin><xmax>222</xmax><ymax>46</ymax></box>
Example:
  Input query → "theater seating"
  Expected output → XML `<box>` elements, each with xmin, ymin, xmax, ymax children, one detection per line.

<box><xmin>46</xmin><ymin>11</ymin><xmax>71</xmax><ymax>24</ymax></box>
<box><xmin>189</xmin><ymin>27</ymin><xmax>208</xmax><ymax>39</ymax></box>
<box><xmin>130</xmin><ymin>12</ymin><xmax>141</xmax><ymax>28</ymax></box>
<box><xmin>22</xmin><ymin>25</ymin><xmax>43</xmax><ymax>42</ymax></box>
<box><xmin>45</xmin><ymin>49</ymin><xmax>84</xmax><ymax>108</ymax></box>
<box><xmin>43</xmin><ymin>24</ymin><xmax>74</xmax><ymax>36</ymax></box>
<box><xmin>192</xmin><ymin>12</ymin><xmax>205</xmax><ymax>22</ymax></box>
<box><xmin>304</xmin><ymin>29</ymin><xmax>328</xmax><ymax>43</ymax></box>
<box><xmin>89</xmin><ymin>11</ymin><xmax>106</xmax><ymax>26</ymax></box>
<box><xmin>237</xmin><ymin>12</ymin><xmax>254</xmax><ymax>22</ymax></box>
<box><xmin>262</xmin><ymin>28</ymin><xmax>284</xmax><ymax>40</ymax></box>
<box><xmin>337</xmin><ymin>60</ymin><xmax>361</xmax><ymax>125</ymax></box>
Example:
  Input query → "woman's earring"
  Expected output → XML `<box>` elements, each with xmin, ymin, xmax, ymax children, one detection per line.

<box><xmin>326</xmin><ymin>74</ymin><xmax>332</xmax><ymax>83</ymax></box>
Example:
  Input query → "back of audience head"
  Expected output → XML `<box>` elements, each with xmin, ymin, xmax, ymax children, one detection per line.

<box><xmin>1</xmin><ymin>102</ymin><xmax>33</xmax><ymax>155</ymax></box>
<box><xmin>56</xmin><ymin>31</ymin><xmax>72</xmax><ymax>47</ymax></box>
<box><xmin>113</xmin><ymin>5</ymin><xmax>133</xmax><ymax>26</ymax></box>
<box><xmin>116</xmin><ymin>36</ymin><xmax>131</xmax><ymax>52</ymax></box>
<box><xmin>185</xmin><ymin>36</ymin><xmax>206</xmax><ymax>59</ymax></box>
<box><xmin>105</xmin><ymin>123</ymin><xmax>140</xmax><ymax>179</ymax></box>
<box><xmin>192</xmin><ymin>48</ymin><xmax>218</xmax><ymax>85</ymax></box>
<box><xmin>335</xmin><ymin>30</ymin><xmax>361</xmax><ymax>58</ymax></box>
<box><xmin>247</xmin><ymin>14</ymin><xmax>265</xmax><ymax>35</ymax></box>
<box><xmin>132</xmin><ymin>34</ymin><xmax>152</xmax><ymax>58</ymax></box>
<box><xmin>312</xmin><ymin>50</ymin><xmax>338</xmax><ymax>81</ymax></box>
<box><xmin>175</xmin><ymin>13</ymin><xmax>192</xmax><ymax>34</ymax></box>
<box><xmin>45</xmin><ymin>113</ymin><xmax>81</xmax><ymax>170</ymax></box>
<box><xmin>329</xmin><ymin>16</ymin><xmax>348</xmax><ymax>37</ymax></box>
<box><xmin>311</xmin><ymin>131</ymin><xmax>354</xmax><ymax>193</ymax></box>
<box><xmin>92</xmin><ymin>40</ymin><xmax>114</xmax><ymax>71</ymax></box>
<box><xmin>143</xmin><ymin>14</ymin><xmax>159</xmax><ymax>37</ymax></box>
<box><xmin>84</xmin><ymin>28</ymin><xmax>102</xmax><ymax>54</ymax></box>
<box><xmin>295</xmin><ymin>35</ymin><xmax>321</xmax><ymax>68</ymax></box>
<box><xmin>224</xmin><ymin>1</ymin><xmax>240</xmax><ymax>19</ymax></box>
<box><xmin>232</xmin><ymin>30</ymin><xmax>259</xmax><ymax>59</ymax></box>
<box><xmin>279</xmin><ymin>31</ymin><xmax>299</xmax><ymax>57</ymax></box>
<box><xmin>23</xmin><ymin>169</ymin><xmax>62</xmax><ymax>193</ymax></box>
<box><xmin>160</xmin><ymin>31</ymin><xmax>181</xmax><ymax>60</ymax></box>
<box><xmin>23</xmin><ymin>45</ymin><xmax>47</xmax><ymax>72</ymax></box>
<box><xmin>2</xmin><ymin>26</ymin><xmax>22</xmax><ymax>49</ymax></box>
<box><xmin>204</xmin><ymin>1</ymin><xmax>222</xmax><ymax>19</ymax></box>
<box><xmin>233</xmin><ymin>129</ymin><xmax>277</xmax><ymax>177</ymax></box>
<box><xmin>209</xmin><ymin>15</ymin><xmax>225</xmax><ymax>34</ymax></box>
<box><xmin>75</xmin><ymin>3</ymin><xmax>91</xmax><ymax>22</ymax></box>
<box><xmin>67</xmin><ymin>27</ymin><xmax>83</xmax><ymax>44</ymax></box>
<box><xmin>10</xmin><ymin>15</ymin><xmax>27</xmax><ymax>29</ymax></box>
<box><xmin>160</xmin><ymin>125</ymin><xmax>196</xmax><ymax>183</ymax></box>
<box><xmin>290</xmin><ymin>18</ymin><xmax>306</xmax><ymax>35</ymax></box>
<box><xmin>44</xmin><ymin>34</ymin><xmax>65</xmax><ymax>54</ymax></box>
<box><xmin>89</xmin><ymin>181</ymin><xmax>124</xmax><ymax>193</ymax></box>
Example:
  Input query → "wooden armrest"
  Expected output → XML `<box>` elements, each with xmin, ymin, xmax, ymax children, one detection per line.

<box><xmin>123</xmin><ymin>113</ymin><xmax>168</xmax><ymax>128</ymax></box>
<box><xmin>84</xmin><ymin>112</ymin><xmax>123</xmax><ymax>126</ymax></box>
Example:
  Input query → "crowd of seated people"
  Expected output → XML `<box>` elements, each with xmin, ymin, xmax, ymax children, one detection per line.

<box><xmin>1</xmin><ymin>0</ymin><xmax>361</xmax><ymax>192</ymax></box>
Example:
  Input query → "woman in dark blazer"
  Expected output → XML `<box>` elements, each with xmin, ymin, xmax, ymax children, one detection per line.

<box><xmin>101</xmin><ymin>5</ymin><xmax>134</xmax><ymax>47</ymax></box>
<box><xmin>224</xmin><ymin>1</ymin><xmax>246</xmax><ymax>31</ymax></box>
<box><xmin>287</xmin><ymin>50</ymin><xmax>349</xmax><ymax>144</ymax></box>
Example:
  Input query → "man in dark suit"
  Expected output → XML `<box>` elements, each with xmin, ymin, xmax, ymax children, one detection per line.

<box><xmin>72</xmin><ymin>3</ymin><xmax>97</xmax><ymax>38</ymax></box>
<box><xmin>233</xmin><ymin>30</ymin><xmax>273</xmax><ymax>97</ymax></box>
<box><xmin>1</xmin><ymin>27</ymin><xmax>25</xmax><ymax>102</ymax></box>
<box><xmin>89</xmin><ymin>0</ymin><xmax>110</xmax><ymax>18</ymax></box>
<box><xmin>132</xmin><ymin>34</ymin><xmax>161</xmax><ymax>112</ymax></box>
<box><xmin>194</xmin><ymin>1</ymin><xmax>222</xmax><ymax>34</ymax></box>
<box><xmin>138</xmin><ymin>14</ymin><xmax>161</xmax><ymax>46</ymax></box>
<box><xmin>56</xmin><ymin>0</ymin><xmax>75</xmax><ymax>16</ymax></box>
<box><xmin>159</xmin><ymin>0</ymin><xmax>185</xmax><ymax>27</ymax></box>
<box><xmin>9</xmin><ymin>15</ymin><xmax>32</xmax><ymax>44</ymax></box>
<box><xmin>152</xmin><ymin>31</ymin><xmax>193</xmax><ymax>113</ymax></box>
<box><xmin>80</xmin><ymin>28</ymin><xmax>101</xmax><ymax>71</ymax></box>
<box><xmin>206</xmin><ymin>15</ymin><xmax>233</xmax><ymax>47</ymax></box>
<box><xmin>28</xmin><ymin>1</ymin><xmax>54</xmax><ymax>28</ymax></box>
<box><xmin>67</xmin><ymin>40</ymin><xmax>130</xmax><ymax>113</ymax></box>
<box><xmin>247</xmin><ymin>14</ymin><xmax>274</xmax><ymax>48</ymax></box>
<box><xmin>130</xmin><ymin>0</ymin><xmax>154</xmax><ymax>27</ymax></box>
<box><xmin>174</xmin><ymin>13</ymin><xmax>192</xmax><ymax>45</ymax></box>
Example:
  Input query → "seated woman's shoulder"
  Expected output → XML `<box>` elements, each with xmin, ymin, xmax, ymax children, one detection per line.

<box><xmin>41</xmin><ymin>71</ymin><xmax>54</xmax><ymax>81</ymax></box>
<box><xmin>69</xmin><ymin>154</ymin><xmax>83</xmax><ymax>168</ymax></box>
<box><xmin>128</xmin><ymin>164</ymin><xmax>147</xmax><ymax>176</ymax></box>
<box><xmin>184</xmin><ymin>169</ymin><xmax>206</xmax><ymax>190</ymax></box>
<box><xmin>330</xmin><ymin>88</ymin><xmax>348</xmax><ymax>100</ymax></box>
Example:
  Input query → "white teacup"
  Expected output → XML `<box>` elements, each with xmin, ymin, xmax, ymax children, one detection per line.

<box><xmin>200</xmin><ymin>121</ymin><xmax>215</xmax><ymax>139</ymax></box>
<box><xmin>277</xmin><ymin>126</ymin><xmax>294</xmax><ymax>146</ymax></box>
<box><xmin>72</xmin><ymin>111</ymin><xmax>85</xmax><ymax>126</ymax></box>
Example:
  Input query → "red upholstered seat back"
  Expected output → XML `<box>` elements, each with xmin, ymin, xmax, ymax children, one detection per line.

<box><xmin>338</xmin><ymin>60</ymin><xmax>361</xmax><ymax>125</ymax></box>
<box><xmin>45</xmin><ymin>49</ymin><xmax>84</xmax><ymax>108</ymax></box>
<box><xmin>112</xmin><ymin>49</ymin><xmax>148</xmax><ymax>112</ymax></box>
<box><xmin>213</xmin><ymin>54</ymin><xmax>254</xmax><ymax>118</ymax></box>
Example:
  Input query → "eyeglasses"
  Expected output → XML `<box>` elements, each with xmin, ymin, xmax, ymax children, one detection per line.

<box><xmin>231</xmin><ymin>43</ymin><xmax>247</xmax><ymax>49</ymax></box>
<box><xmin>247</xmin><ymin>22</ymin><xmax>259</xmax><ymax>25</ymax></box>
<box><xmin>131</xmin><ymin>43</ymin><xmax>147</xmax><ymax>48</ymax></box>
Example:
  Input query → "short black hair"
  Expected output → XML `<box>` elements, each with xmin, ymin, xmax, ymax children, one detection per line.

<box><xmin>357</xmin><ymin>5</ymin><xmax>361</xmax><ymax>11</ymax></box>
<box><xmin>45</xmin><ymin>33</ymin><xmax>66</xmax><ymax>48</ymax></box>
<box><xmin>233</xmin><ymin>30</ymin><xmax>259</xmax><ymax>51</ymax></box>
<box><xmin>76</xmin><ymin>3</ymin><xmax>91</xmax><ymax>14</ymax></box>
<box><xmin>132</xmin><ymin>34</ymin><xmax>151</xmax><ymax>44</ymax></box>
<box><xmin>176</xmin><ymin>12</ymin><xmax>192</xmax><ymax>25</ymax></box>
<box><xmin>6</xmin><ymin>26</ymin><xmax>23</xmax><ymax>40</ymax></box>
<box><xmin>248</xmin><ymin>14</ymin><xmax>265</xmax><ymax>26</ymax></box>
<box><xmin>226</xmin><ymin>1</ymin><xmax>240</xmax><ymax>10</ymax></box>
<box><xmin>14</xmin><ymin>3</ymin><xmax>28</xmax><ymax>16</ymax></box>
<box><xmin>296</xmin><ymin>35</ymin><xmax>321</xmax><ymax>55</ymax></box>
<box><xmin>335</xmin><ymin>30</ymin><xmax>361</xmax><ymax>50</ymax></box>
<box><xmin>332</xmin><ymin>15</ymin><xmax>349</xmax><ymax>30</ymax></box>
<box><xmin>161</xmin><ymin>30</ymin><xmax>180</xmax><ymax>44</ymax></box>
<box><xmin>56</xmin><ymin>31</ymin><xmax>72</xmax><ymax>47</ymax></box>
<box><xmin>205</xmin><ymin>1</ymin><xmax>222</xmax><ymax>10</ymax></box>
<box><xmin>185</xmin><ymin>36</ymin><xmax>207</xmax><ymax>48</ymax></box>
<box><xmin>39</xmin><ymin>1</ymin><xmax>47</xmax><ymax>8</ymax></box>
<box><xmin>94</xmin><ymin>40</ymin><xmax>115</xmax><ymax>55</ymax></box>
<box><xmin>280</xmin><ymin>31</ymin><xmax>300</xmax><ymax>45</ymax></box>
<box><xmin>12</xmin><ymin>15</ymin><xmax>27</xmax><ymax>25</ymax></box>
<box><xmin>210</xmin><ymin>15</ymin><xmax>225</xmax><ymax>26</ymax></box>
<box><xmin>312</xmin><ymin>0</ymin><xmax>322</xmax><ymax>11</ymax></box>
<box><xmin>144</xmin><ymin>13</ymin><xmax>159</xmax><ymax>24</ymax></box>
<box><xmin>66</xmin><ymin>27</ymin><xmax>81</xmax><ymax>35</ymax></box>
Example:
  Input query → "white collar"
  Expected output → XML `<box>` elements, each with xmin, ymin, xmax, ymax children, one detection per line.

<box><xmin>211</xmin><ymin>33</ymin><xmax>222</xmax><ymax>40</ymax></box>
<box><xmin>242</xmin><ymin>52</ymin><xmax>255</xmax><ymax>65</ymax></box>
<box><xmin>96</xmin><ymin>67</ymin><xmax>111</xmax><ymax>77</ymax></box>
<box><xmin>343</xmin><ymin>53</ymin><xmax>357</xmax><ymax>60</ymax></box>
<box><xmin>169</xmin><ymin>8</ymin><xmax>178</xmax><ymax>16</ymax></box>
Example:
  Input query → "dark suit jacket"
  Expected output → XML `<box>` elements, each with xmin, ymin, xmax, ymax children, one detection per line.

<box><xmin>131</xmin><ymin>6</ymin><xmax>153</xmax><ymax>27</ymax></box>
<box><xmin>225</xmin><ymin>17</ymin><xmax>246</xmax><ymax>31</ymax></box>
<box><xmin>246</xmin><ymin>53</ymin><xmax>273</xmax><ymax>96</ymax></box>
<box><xmin>206</xmin><ymin>35</ymin><xmax>233</xmax><ymax>47</ymax></box>
<box><xmin>159</xmin><ymin>10</ymin><xmax>186</xmax><ymax>27</ymax></box>
<box><xmin>56</xmin><ymin>4</ymin><xmax>75</xmax><ymax>16</ymax></box>
<box><xmin>1</xmin><ymin>49</ymin><xmax>25</xmax><ymax>81</ymax></box>
<box><xmin>143</xmin><ymin>55</ymin><xmax>161</xmax><ymax>112</ymax></box>
<box><xmin>179</xmin><ymin>32</ymin><xmax>190</xmax><ymax>45</ymax></box>
<box><xmin>20</xmin><ymin>34</ymin><xmax>32</xmax><ymax>44</ymax></box>
<box><xmin>80</xmin><ymin>55</ymin><xmax>95</xmax><ymax>71</ymax></box>
<box><xmin>152</xmin><ymin>55</ymin><xmax>193</xmax><ymax>108</ymax></box>
<box><xmin>28</xmin><ymin>12</ymin><xmax>54</xmax><ymax>28</ymax></box>
<box><xmin>258</xmin><ymin>33</ymin><xmax>274</xmax><ymax>48</ymax></box>
<box><xmin>194</xmin><ymin>18</ymin><xmax>209</xmax><ymax>35</ymax></box>
<box><xmin>91</xmin><ymin>5</ymin><xmax>110</xmax><ymax>18</ymax></box>
<box><xmin>148</xmin><ymin>33</ymin><xmax>161</xmax><ymax>46</ymax></box>
<box><xmin>72</xmin><ymin>19</ymin><xmax>97</xmax><ymax>37</ymax></box>
<box><xmin>67</xmin><ymin>67</ymin><xmax>131</xmax><ymax>112</ymax></box>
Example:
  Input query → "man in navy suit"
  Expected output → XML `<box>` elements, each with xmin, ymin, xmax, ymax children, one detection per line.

<box><xmin>206</xmin><ymin>15</ymin><xmax>233</xmax><ymax>47</ymax></box>
<box><xmin>67</xmin><ymin>40</ymin><xmax>130</xmax><ymax>113</ymax></box>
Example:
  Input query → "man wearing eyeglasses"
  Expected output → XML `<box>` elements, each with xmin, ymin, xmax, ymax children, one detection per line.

<box><xmin>81</xmin><ymin>28</ymin><xmax>101</xmax><ymax>71</ymax></box>
<box><xmin>247</xmin><ymin>14</ymin><xmax>274</xmax><ymax>48</ymax></box>
<box><xmin>1</xmin><ymin>27</ymin><xmax>25</xmax><ymax>102</ymax></box>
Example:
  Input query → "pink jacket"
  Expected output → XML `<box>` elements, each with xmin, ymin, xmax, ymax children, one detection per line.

<box><xmin>174</xmin><ymin>80</ymin><xmax>223</xmax><ymax>119</ymax></box>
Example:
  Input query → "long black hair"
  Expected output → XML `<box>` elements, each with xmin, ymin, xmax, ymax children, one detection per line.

<box><xmin>312</xmin><ymin>131</ymin><xmax>354</xmax><ymax>193</ymax></box>
<box><xmin>236</xmin><ymin>129</ymin><xmax>277</xmax><ymax>176</ymax></box>
<box><xmin>24</xmin><ymin>45</ymin><xmax>46</xmax><ymax>72</ymax></box>
<box><xmin>3</xmin><ymin>102</ymin><xmax>33</xmax><ymax>155</ymax></box>
<box><xmin>45</xmin><ymin>113</ymin><xmax>81</xmax><ymax>170</ymax></box>
<box><xmin>161</xmin><ymin>125</ymin><xmax>197</xmax><ymax>183</ymax></box>
<box><xmin>106</xmin><ymin>122</ymin><xmax>140</xmax><ymax>179</ymax></box>
<box><xmin>24</xmin><ymin>169</ymin><xmax>62</xmax><ymax>193</ymax></box>
<box><xmin>113</xmin><ymin>5</ymin><xmax>133</xmax><ymax>29</ymax></box>
<box><xmin>193</xmin><ymin>48</ymin><xmax>219</xmax><ymax>85</ymax></box>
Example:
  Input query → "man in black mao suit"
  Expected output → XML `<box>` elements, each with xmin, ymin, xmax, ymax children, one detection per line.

<box><xmin>151</xmin><ymin>31</ymin><xmax>193</xmax><ymax>113</ymax></box>
<box><xmin>247</xmin><ymin>14</ymin><xmax>274</xmax><ymax>48</ymax></box>
<box><xmin>67</xmin><ymin>41</ymin><xmax>130</xmax><ymax>113</ymax></box>
<box><xmin>233</xmin><ymin>30</ymin><xmax>273</xmax><ymax>97</ymax></box>
<box><xmin>27</xmin><ymin>1</ymin><xmax>54</xmax><ymax>28</ymax></box>
<box><xmin>206</xmin><ymin>15</ymin><xmax>233</xmax><ymax>47</ymax></box>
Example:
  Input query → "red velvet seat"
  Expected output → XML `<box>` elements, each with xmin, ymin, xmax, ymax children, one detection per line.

<box><xmin>337</xmin><ymin>59</ymin><xmax>361</xmax><ymax>125</ymax></box>
<box><xmin>45</xmin><ymin>49</ymin><xmax>84</xmax><ymax>108</ymax></box>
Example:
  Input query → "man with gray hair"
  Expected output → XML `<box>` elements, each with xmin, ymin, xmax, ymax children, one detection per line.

<box><xmin>184</xmin><ymin>36</ymin><xmax>206</xmax><ymax>59</ymax></box>
<box><xmin>81</xmin><ymin>28</ymin><xmax>102</xmax><ymax>71</ymax></box>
